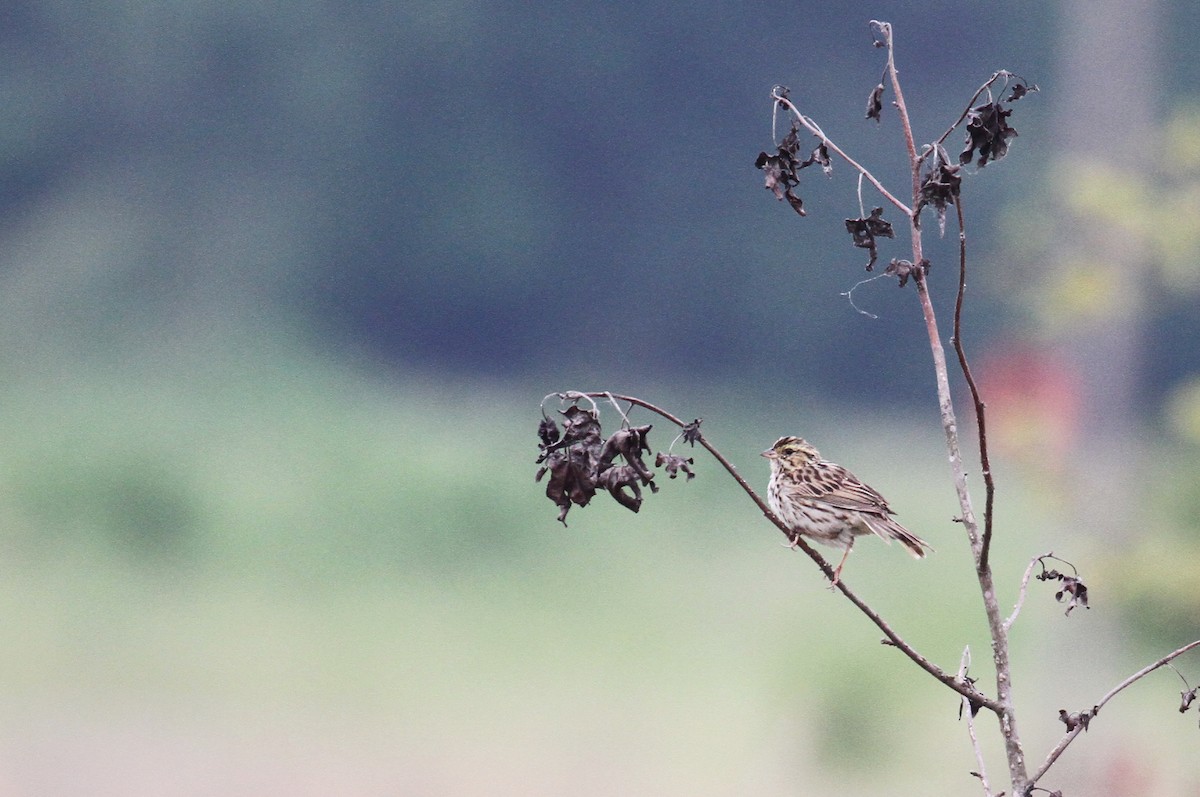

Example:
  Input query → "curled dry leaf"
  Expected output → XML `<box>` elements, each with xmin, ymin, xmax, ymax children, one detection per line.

<box><xmin>957</xmin><ymin>76</ymin><xmax>1036</xmax><ymax>167</ymax></box>
<box><xmin>885</xmin><ymin>257</ymin><xmax>929</xmax><ymax>288</ymax></box>
<box><xmin>597</xmin><ymin>464</ymin><xmax>650</xmax><ymax>512</ymax></box>
<box><xmin>960</xmin><ymin>101</ymin><xmax>1017</xmax><ymax>167</ymax></box>
<box><xmin>1179</xmin><ymin>688</ymin><xmax>1197</xmax><ymax>714</ymax></box>
<box><xmin>600</xmin><ymin>425</ymin><xmax>656</xmax><ymax>483</ymax></box>
<box><xmin>1058</xmin><ymin>708</ymin><xmax>1093</xmax><ymax>732</ymax></box>
<box><xmin>844</xmin><ymin>206</ymin><xmax>895</xmax><ymax>271</ymax></box>
<box><xmin>1006</xmin><ymin>79</ymin><xmax>1039</xmax><ymax>103</ymax></box>
<box><xmin>536</xmin><ymin>406</ymin><xmax>604</xmax><ymax>525</ymax></box>
<box><xmin>537</xmin><ymin>416</ymin><xmax>561</xmax><ymax>448</ymax></box>
<box><xmin>914</xmin><ymin>146</ymin><xmax>961</xmax><ymax>234</ymax></box>
<box><xmin>537</xmin><ymin>446</ymin><xmax>598</xmax><ymax>525</ymax></box>
<box><xmin>756</xmin><ymin>120</ymin><xmax>806</xmax><ymax>216</ymax></box>
<box><xmin>656</xmin><ymin>452</ymin><xmax>695</xmax><ymax>480</ymax></box>
<box><xmin>804</xmin><ymin>141</ymin><xmax>833</xmax><ymax>175</ymax></box>
<box><xmin>1055</xmin><ymin>575</ymin><xmax>1089</xmax><ymax>616</ymax></box>
<box><xmin>866</xmin><ymin>83</ymin><xmax>884</xmax><ymax>122</ymax></box>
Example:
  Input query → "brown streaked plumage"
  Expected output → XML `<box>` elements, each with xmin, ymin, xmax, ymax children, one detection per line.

<box><xmin>762</xmin><ymin>435</ymin><xmax>930</xmax><ymax>585</ymax></box>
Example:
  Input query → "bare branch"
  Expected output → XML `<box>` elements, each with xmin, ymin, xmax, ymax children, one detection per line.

<box><xmin>1027</xmin><ymin>639</ymin><xmax>1200</xmax><ymax>788</ymax></box>
<box><xmin>950</xmin><ymin>197</ymin><xmax>999</xmax><ymax>570</ymax></box>
<box><xmin>1004</xmin><ymin>552</ymin><xmax>1054</xmax><ymax>632</ymax></box>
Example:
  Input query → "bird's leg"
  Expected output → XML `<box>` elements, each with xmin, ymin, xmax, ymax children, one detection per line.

<box><xmin>830</xmin><ymin>545</ymin><xmax>853</xmax><ymax>588</ymax></box>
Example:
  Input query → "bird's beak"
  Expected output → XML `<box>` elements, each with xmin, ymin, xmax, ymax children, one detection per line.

<box><xmin>761</xmin><ymin>449</ymin><xmax>775</xmax><ymax>459</ymax></box>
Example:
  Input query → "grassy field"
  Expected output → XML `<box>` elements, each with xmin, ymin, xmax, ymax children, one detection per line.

<box><xmin>0</xmin><ymin>340</ymin><xmax>1197</xmax><ymax>795</ymax></box>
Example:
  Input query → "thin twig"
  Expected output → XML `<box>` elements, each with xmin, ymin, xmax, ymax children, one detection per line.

<box><xmin>770</xmin><ymin>90</ymin><xmax>912</xmax><ymax>217</ymax></box>
<box><xmin>959</xmin><ymin>647</ymin><xmax>994</xmax><ymax>797</ymax></box>
<box><xmin>583</xmin><ymin>391</ymin><xmax>1002</xmax><ymax>714</ymax></box>
<box><xmin>1004</xmin><ymin>552</ymin><xmax>1054</xmax><ymax>632</ymax></box>
<box><xmin>1026</xmin><ymin>639</ymin><xmax>1200</xmax><ymax>790</ymax></box>
<box><xmin>542</xmin><ymin>390</ymin><xmax>599</xmax><ymax>417</ymax></box>
<box><xmin>951</xmin><ymin>197</ymin><xmax>998</xmax><ymax>570</ymax></box>
<box><xmin>603</xmin><ymin>391</ymin><xmax>632</xmax><ymax>426</ymax></box>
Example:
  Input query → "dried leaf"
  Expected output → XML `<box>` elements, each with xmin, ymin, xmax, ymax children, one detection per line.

<box><xmin>884</xmin><ymin>257</ymin><xmax>929</xmax><ymax>288</ymax></box>
<box><xmin>866</xmin><ymin>83</ymin><xmax>884</xmax><ymax>122</ymax></box>
<box><xmin>801</xmin><ymin>141</ymin><xmax>832</xmax><ymax>176</ymax></box>
<box><xmin>656</xmin><ymin>452</ymin><xmax>695</xmax><ymax>480</ymax></box>
<box><xmin>960</xmin><ymin>101</ymin><xmax>1018</xmax><ymax>167</ymax></box>
<box><xmin>844</xmin><ymin>206</ymin><xmax>895</xmax><ymax>270</ymax></box>
<box><xmin>536</xmin><ymin>405</ymin><xmax>603</xmax><ymax>525</ymax></box>
<box><xmin>1056</xmin><ymin>575</ymin><xmax>1090</xmax><ymax>615</ymax></box>
<box><xmin>538</xmin><ymin>446</ymin><xmax>598</xmax><ymax>525</ymax></box>
<box><xmin>1058</xmin><ymin>708</ymin><xmax>1091</xmax><ymax>732</ymax></box>
<box><xmin>597</xmin><ymin>464</ymin><xmax>646</xmax><ymax>512</ymax></box>
<box><xmin>1006</xmin><ymin>80</ymin><xmax>1039</xmax><ymax>102</ymax></box>
<box><xmin>914</xmin><ymin>146</ymin><xmax>962</xmax><ymax>234</ymax></box>
<box><xmin>600</xmin><ymin>425</ymin><xmax>656</xmax><ymax>484</ymax></box>
<box><xmin>681</xmin><ymin>418</ymin><xmax>703</xmax><ymax>446</ymax></box>
<box><xmin>538</xmin><ymin>417</ymin><xmax>561</xmax><ymax>448</ymax></box>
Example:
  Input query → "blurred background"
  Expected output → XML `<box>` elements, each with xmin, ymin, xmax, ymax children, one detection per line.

<box><xmin>1</xmin><ymin>1</ymin><xmax>1199</xmax><ymax>794</ymax></box>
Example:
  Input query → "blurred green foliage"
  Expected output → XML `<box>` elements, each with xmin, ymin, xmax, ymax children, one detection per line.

<box><xmin>0</xmin><ymin>334</ymin><xmax>1197</xmax><ymax>792</ymax></box>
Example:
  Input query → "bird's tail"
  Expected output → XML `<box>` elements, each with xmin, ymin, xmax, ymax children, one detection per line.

<box><xmin>869</xmin><ymin>517</ymin><xmax>933</xmax><ymax>559</ymax></box>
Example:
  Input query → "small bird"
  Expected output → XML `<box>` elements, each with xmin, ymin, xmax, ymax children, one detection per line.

<box><xmin>763</xmin><ymin>435</ymin><xmax>931</xmax><ymax>585</ymax></box>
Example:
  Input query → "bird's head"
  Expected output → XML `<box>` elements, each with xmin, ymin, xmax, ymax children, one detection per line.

<box><xmin>762</xmin><ymin>436</ymin><xmax>820</xmax><ymax>469</ymax></box>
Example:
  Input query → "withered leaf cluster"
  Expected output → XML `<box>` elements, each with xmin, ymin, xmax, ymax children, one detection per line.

<box><xmin>844</xmin><ymin>206</ymin><xmax>894</xmax><ymax>270</ymax></box>
<box><xmin>884</xmin><ymin>257</ymin><xmax>930</xmax><ymax>288</ymax></box>
<box><xmin>536</xmin><ymin>405</ymin><xmax>695</xmax><ymax>525</ymax></box>
<box><xmin>755</xmin><ymin>120</ymin><xmax>831</xmax><ymax>217</ymax></box>
<box><xmin>1037</xmin><ymin>564</ymin><xmax>1090</xmax><ymax>616</ymax></box>
<box><xmin>959</xmin><ymin>80</ymin><xmax>1035</xmax><ymax>167</ymax></box>
<box><xmin>915</xmin><ymin>145</ymin><xmax>961</xmax><ymax>234</ymax></box>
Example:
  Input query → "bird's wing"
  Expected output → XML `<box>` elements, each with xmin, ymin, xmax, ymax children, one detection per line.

<box><xmin>794</xmin><ymin>461</ymin><xmax>894</xmax><ymax>515</ymax></box>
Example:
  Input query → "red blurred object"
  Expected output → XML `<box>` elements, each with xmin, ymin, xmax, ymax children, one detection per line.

<box><xmin>973</xmin><ymin>344</ymin><xmax>1082</xmax><ymax>473</ymax></box>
